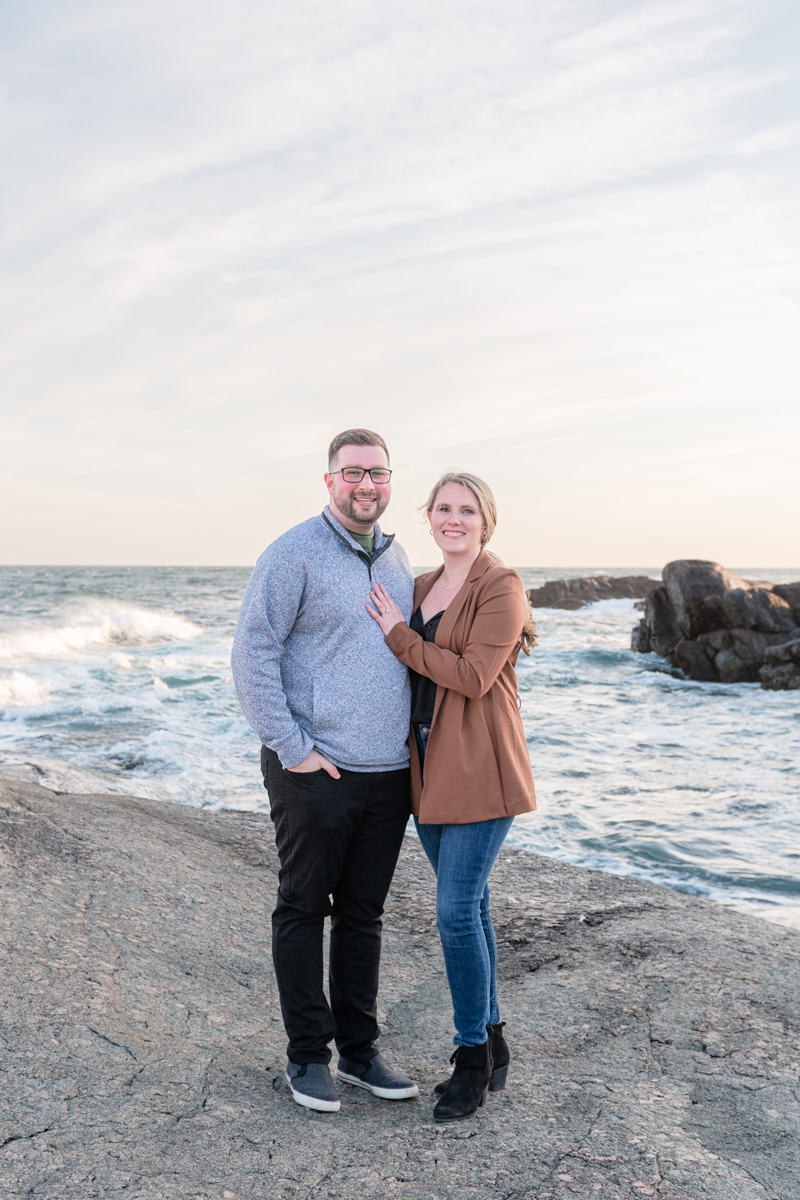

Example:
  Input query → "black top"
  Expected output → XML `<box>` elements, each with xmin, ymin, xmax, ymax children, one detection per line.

<box><xmin>409</xmin><ymin>606</ymin><xmax>445</xmax><ymax>725</ymax></box>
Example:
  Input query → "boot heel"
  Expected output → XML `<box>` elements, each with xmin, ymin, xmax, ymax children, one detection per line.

<box><xmin>490</xmin><ymin>1065</ymin><xmax>508</xmax><ymax>1092</ymax></box>
<box><xmin>479</xmin><ymin>1085</ymin><xmax>489</xmax><ymax>1107</ymax></box>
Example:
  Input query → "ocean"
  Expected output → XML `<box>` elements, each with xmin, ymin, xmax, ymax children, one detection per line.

<box><xmin>1</xmin><ymin>564</ymin><xmax>799</xmax><ymax>929</ymax></box>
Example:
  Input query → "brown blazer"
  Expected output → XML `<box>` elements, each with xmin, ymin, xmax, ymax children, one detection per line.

<box><xmin>385</xmin><ymin>551</ymin><xmax>536</xmax><ymax>824</ymax></box>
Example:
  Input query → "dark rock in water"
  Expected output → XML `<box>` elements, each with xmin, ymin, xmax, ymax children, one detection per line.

<box><xmin>697</xmin><ymin>627</ymin><xmax>768</xmax><ymax>660</ymax></box>
<box><xmin>774</xmin><ymin>581</ymin><xmax>800</xmax><ymax>622</ymax></box>
<box><xmin>760</xmin><ymin>638</ymin><xmax>800</xmax><ymax>690</ymax></box>
<box><xmin>720</xmin><ymin>588</ymin><xmax>758</xmax><ymax>629</ymax></box>
<box><xmin>662</xmin><ymin>560</ymin><xmax>749</xmax><ymax>639</ymax></box>
<box><xmin>695</xmin><ymin>629</ymin><xmax>777</xmax><ymax>683</ymax></box>
<box><xmin>750</xmin><ymin>589</ymin><xmax>796</xmax><ymax>632</ymax></box>
<box><xmin>527</xmin><ymin>574</ymin><xmax>658</xmax><ymax>610</ymax></box>
<box><xmin>631</xmin><ymin>560</ymin><xmax>800</xmax><ymax>690</ymax></box>
<box><xmin>631</xmin><ymin>585</ymin><xmax>682</xmax><ymax>656</ymax></box>
<box><xmin>714</xmin><ymin>587</ymin><xmax>795</xmax><ymax>632</ymax></box>
<box><xmin>673</xmin><ymin>638</ymin><xmax>717</xmax><ymax>681</ymax></box>
<box><xmin>713</xmin><ymin>648</ymin><xmax>749</xmax><ymax>683</ymax></box>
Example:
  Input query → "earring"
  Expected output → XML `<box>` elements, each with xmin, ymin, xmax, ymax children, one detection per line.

<box><xmin>429</xmin><ymin>528</ymin><xmax>433</xmax><ymax>535</ymax></box>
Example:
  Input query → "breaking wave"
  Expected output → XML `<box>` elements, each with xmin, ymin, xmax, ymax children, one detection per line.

<box><xmin>0</xmin><ymin>671</ymin><xmax>53</xmax><ymax>707</ymax></box>
<box><xmin>1</xmin><ymin>564</ymin><xmax>799</xmax><ymax>930</ymax></box>
<box><xmin>0</xmin><ymin>601</ymin><xmax>202</xmax><ymax>661</ymax></box>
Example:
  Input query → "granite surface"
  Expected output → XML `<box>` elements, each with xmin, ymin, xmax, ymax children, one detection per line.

<box><xmin>1</xmin><ymin>774</ymin><xmax>799</xmax><ymax>1200</ymax></box>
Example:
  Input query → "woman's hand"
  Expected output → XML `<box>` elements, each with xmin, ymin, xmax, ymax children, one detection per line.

<box><xmin>366</xmin><ymin>582</ymin><xmax>406</xmax><ymax>636</ymax></box>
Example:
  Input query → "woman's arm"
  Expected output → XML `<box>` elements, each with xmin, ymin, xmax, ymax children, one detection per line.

<box><xmin>371</xmin><ymin>574</ymin><xmax>528</xmax><ymax>700</ymax></box>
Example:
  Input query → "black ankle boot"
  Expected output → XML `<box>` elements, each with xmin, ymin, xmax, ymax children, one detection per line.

<box><xmin>487</xmin><ymin>1021</ymin><xmax>509</xmax><ymax>1091</ymax></box>
<box><xmin>432</xmin><ymin>1041</ymin><xmax>491</xmax><ymax>1122</ymax></box>
<box><xmin>433</xmin><ymin>1023</ymin><xmax>509</xmax><ymax>1096</ymax></box>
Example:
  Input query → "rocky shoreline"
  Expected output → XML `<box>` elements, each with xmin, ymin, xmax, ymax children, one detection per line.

<box><xmin>522</xmin><ymin>562</ymin><xmax>800</xmax><ymax>689</ymax></box>
<box><xmin>631</xmin><ymin>560</ymin><xmax>800</xmax><ymax>689</ymax></box>
<box><xmin>526</xmin><ymin>576</ymin><xmax>658</xmax><ymax>610</ymax></box>
<box><xmin>2</xmin><ymin>772</ymin><xmax>799</xmax><ymax>1200</ymax></box>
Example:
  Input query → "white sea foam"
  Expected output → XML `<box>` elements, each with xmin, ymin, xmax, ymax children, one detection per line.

<box><xmin>1</xmin><ymin>565</ymin><xmax>799</xmax><ymax>930</ymax></box>
<box><xmin>0</xmin><ymin>671</ymin><xmax>53</xmax><ymax>707</ymax></box>
<box><xmin>0</xmin><ymin>601</ymin><xmax>202</xmax><ymax>661</ymax></box>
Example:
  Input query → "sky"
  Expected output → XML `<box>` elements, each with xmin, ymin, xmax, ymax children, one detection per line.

<box><xmin>1</xmin><ymin>0</ymin><xmax>799</xmax><ymax>568</ymax></box>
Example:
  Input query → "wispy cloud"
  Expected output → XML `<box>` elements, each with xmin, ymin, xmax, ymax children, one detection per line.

<box><xmin>1</xmin><ymin>0</ymin><xmax>798</xmax><ymax>564</ymax></box>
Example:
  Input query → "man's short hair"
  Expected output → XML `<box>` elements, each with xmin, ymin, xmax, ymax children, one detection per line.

<box><xmin>328</xmin><ymin>429</ymin><xmax>390</xmax><ymax>469</ymax></box>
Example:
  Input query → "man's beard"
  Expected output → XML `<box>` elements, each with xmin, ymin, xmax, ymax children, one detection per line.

<box><xmin>335</xmin><ymin>488</ymin><xmax>389</xmax><ymax>527</ymax></box>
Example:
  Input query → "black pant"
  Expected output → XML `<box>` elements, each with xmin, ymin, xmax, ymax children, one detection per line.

<box><xmin>261</xmin><ymin>747</ymin><xmax>410</xmax><ymax>1065</ymax></box>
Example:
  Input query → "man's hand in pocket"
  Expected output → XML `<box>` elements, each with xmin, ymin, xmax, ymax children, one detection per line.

<box><xmin>287</xmin><ymin>749</ymin><xmax>341</xmax><ymax>779</ymax></box>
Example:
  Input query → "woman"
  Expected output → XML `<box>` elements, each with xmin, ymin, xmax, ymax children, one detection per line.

<box><xmin>366</xmin><ymin>471</ymin><xmax>537</xmax><ymax>1122</ymax></box>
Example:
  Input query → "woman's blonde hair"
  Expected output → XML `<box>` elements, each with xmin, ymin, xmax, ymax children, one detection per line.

<box><xmin>422</xmin><ymin>471</ymin><xmax>538</xmax><ymax>655</ymax></box>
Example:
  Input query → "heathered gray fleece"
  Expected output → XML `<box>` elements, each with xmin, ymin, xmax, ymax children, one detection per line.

<box><xmin>231</xmin><ymin>507</ymin><xmax>415</xmax><ymax>772</ymax></box>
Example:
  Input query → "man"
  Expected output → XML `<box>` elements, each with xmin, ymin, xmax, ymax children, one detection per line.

<box><xmin>231</xmin><ymin>428</ymin><xmax>419</xmax><ymax>1112</ymax></box>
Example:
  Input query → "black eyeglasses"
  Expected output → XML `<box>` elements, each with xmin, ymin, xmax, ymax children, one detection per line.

<box><xmin>330</xmin><ymin>467</ymin><xmax>393</xmax><ymax>484</ymax></box>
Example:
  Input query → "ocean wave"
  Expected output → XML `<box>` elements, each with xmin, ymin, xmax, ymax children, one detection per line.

<box><xmin>0</xmin><ymin>671</ymin><xmax>54</xmax><ymax>707</ymax></box>
<box><xmin>0</xmin><ymin>601</ymin><xmax>202</xmax><ymax>661</ymax></box>
<box><xmin>2</xmin><ymin>564</ymin><xmax>799</xmax><ymax>931</ymax></box>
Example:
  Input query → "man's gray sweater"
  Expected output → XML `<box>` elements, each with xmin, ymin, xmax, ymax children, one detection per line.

<box><xmin>231</xmin><ymin>507</ymin><xmax>415</xmax><ymax>772</ymax></box>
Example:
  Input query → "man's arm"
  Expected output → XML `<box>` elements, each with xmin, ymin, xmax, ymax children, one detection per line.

<box><xmin>231</xmin><ymin>548</ymin><xmax>315</xmax><ymax>769</ymax></box>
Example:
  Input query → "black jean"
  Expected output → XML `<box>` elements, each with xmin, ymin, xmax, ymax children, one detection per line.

<box><xmin>261</xmin><ymin>746</ymin><xmax>411</xmax><ymax>1066</ymax></box>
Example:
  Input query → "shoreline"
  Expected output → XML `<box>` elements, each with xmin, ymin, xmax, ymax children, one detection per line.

<box><xmin>1</xmin><ymin>774</ymin><xmax>799</xmax><ymax>1199</ymax></box>
<box><xmin>3</xmin><ymin>567</ymin><xmax>800</xmax><ymax>936</ymax></box>
<box><xmin>5</xmin><ymin>753</ymin><xmax>800</xmax><ymax>935</ymax></box>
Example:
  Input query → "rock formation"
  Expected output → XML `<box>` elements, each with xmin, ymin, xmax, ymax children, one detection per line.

<box><xmin>527</xmin><ymin>575</ymin><xmax>658</xmax><ymax>610</ymax></box>
<box><xmin>631</xmin><ymin>561</ymin><xmax>800</xmax><ymax>689</ymax></box>
<box><xmin>2</xmin><ymin>772</ymin><xmax>800</xmax><ymax>1199</ymax></box>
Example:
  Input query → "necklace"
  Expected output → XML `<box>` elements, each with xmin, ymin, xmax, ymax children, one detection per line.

<box><xmin>443</xmin><ymin>573</ymin><xmax>467</xmax><ymax>591</ymax></box>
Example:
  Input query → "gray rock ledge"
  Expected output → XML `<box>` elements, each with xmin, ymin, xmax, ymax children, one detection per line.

<box><xmin>1</xmin><ymin>776</ymin><xmax>799</xmax><ymax>1200</ymax></box>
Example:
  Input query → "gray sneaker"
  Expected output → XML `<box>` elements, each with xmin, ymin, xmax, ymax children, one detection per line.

<box><xmin>337</xmin><ymin>1052</ymin><xmax>419</xmax><ymax>1100</ymax></box>
<box><xmin>285</xmin><ymin>1062</ymin><xmax>341</xmax><ymax>1112</ymax></box>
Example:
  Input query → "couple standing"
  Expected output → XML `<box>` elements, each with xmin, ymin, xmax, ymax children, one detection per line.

<box><xmin>231</xmin><ymin>428</ymin><xmax>536</xmax><ymax>1122</ymax></box>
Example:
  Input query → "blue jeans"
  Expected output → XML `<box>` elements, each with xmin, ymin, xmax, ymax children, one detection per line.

<box><xmin>413</xmin><ymin>725</ymin><xmax>513</xmax><ymax>1047</ymax></box>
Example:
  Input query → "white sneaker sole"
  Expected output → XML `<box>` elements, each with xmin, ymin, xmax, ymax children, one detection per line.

<box><xmin>285</xmin><ymin>1072</ymin><xmax>341</xmax><ymax>1112</ymax></box>
<box><xmin>336</xmin><ymin>1069</ymin><xmax>419</xmax><ymax>1100</ymax></box>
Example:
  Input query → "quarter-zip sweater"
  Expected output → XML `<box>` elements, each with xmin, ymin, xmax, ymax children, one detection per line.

<box><xmin>231</xmin><ymin>507</ymin><xmax>415</xmax><ymax>771</ymax></box>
